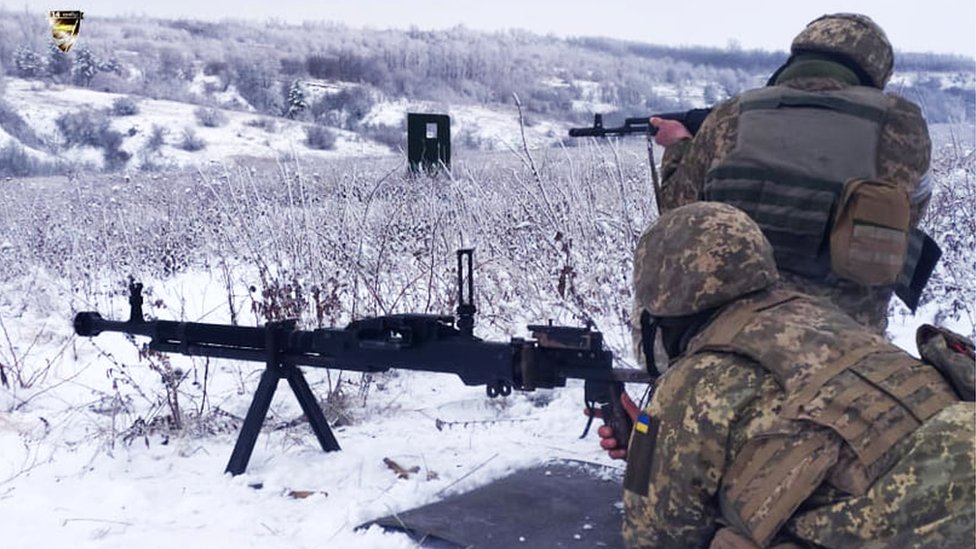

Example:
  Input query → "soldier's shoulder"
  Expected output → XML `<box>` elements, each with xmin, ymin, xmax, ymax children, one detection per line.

<box><xmin>878</xmin><ymin>90</ymin><xmax>931</xmax><ymax>153</ymax></box>
<box><xmin>692</xmin><ymin>95</ymin><xmax>741</xmax><ymax>147</ymax></box>
<box><xmin>658</xmin><ymin>350</ymin><xmax>766</xmax><ymax>401</ymax></box>
<box><xmin>883</xmin><ymin>91</ymin><xmax>927</xmax><ymax>123</ymax></box>
<box><xmin>709</xmin><ymin>95</ymin><xmax>741</xmax><ymax>120</ymax></box>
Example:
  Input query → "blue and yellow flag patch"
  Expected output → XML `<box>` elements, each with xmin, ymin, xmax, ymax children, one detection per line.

<box><xmin>635</xmin><ymin>414</ymin><xmax>651</xmax><ymax>434</ymax></box>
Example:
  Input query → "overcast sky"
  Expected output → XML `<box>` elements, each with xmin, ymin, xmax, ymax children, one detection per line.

<box><xmin>8</xmin><ymin>0</ymin><xmax>976</xmax><ymax>57</ymax></box>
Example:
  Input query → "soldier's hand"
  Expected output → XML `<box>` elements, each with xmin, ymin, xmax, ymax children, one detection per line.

<box><xmin>650</xmin><ymin>117</ymin><xmax>692</xmax><ymax>147</ymax></box>
<box><xmin>585</xmin><ymin>391</ymin><xmax>640</xmax><ymax>461</ymax></box>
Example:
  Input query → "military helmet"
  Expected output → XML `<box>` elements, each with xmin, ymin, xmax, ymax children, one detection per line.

<box><xmin>633</xmin><ymin>202</ymin><xmax>779</xmax><ymax>318</ymax></box>
<box><xmin>791</xmin><ymin>13</ymin><xmax>894</xmax><ymax>88</ymax></box>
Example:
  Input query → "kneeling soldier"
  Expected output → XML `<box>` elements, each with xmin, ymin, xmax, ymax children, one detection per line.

<box><xmin>621</xmin><ymin>202</ymin><xmax>974</xmax><ymax>548</ymax></box>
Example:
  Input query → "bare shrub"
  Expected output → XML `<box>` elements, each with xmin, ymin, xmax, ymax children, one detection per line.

<box><xmin>244</xmin><ymin>117</ymin><xmax>278</xmax><ymax>132</ymax></box>
<box><xmin>55</xmin><ymin>108</ymin><xmax>130</xmax><ymax>170</ymax></box>
<box><xmin>0</xmin><ymin>100</ymin><xmax>46</xmax><ymax>150</ymax></box>
<box><xmin>916</xmin><ymin>142</ymin><xmax>976</xmax><ymax>335</ymax></box>
<box><xmin>0</xmin><ymin>309</ymin><xmax>72</xmax><ymax>407</ymax></box>
<box><xmin>56</xmin><ymin>109</ymin><xmax>111</xmax><ymax>148</ymax></box>
<box><xmin>0</xmin><ymin>142</ymin><xmax>58</xmax><ymax>177</ymax></box>
<box><xmin>361</xmin><ymin>124</ymin><xmax>404</xmax><ymax>151</ymax></box>
<box><xmin>331</xmin><ymin>87</ymin><xmax>375</xmax><ymax>129</ymax></box>
<box><xmin>193</xmin><ymin>106</ymin><xmax>228</xmax><ymax>128</ymax></box>
<box><xmin>304</xmin><ymin>125</ymin><xmax>336</xmax><ymax>150</ymax></box>
<box><xmin>230</xmin><ymin>56</ymin><xmax>280</xmax><ymax>114</ymax></box>
<box><xmin>111</xmin><ymin>96</ymin><xmax>139</xmax><ymax>116</ymax></box>
<box><xmin>178</xmin><ymin>127</ymin><xmax>206</xmax><ymax>152</ymax></box>
<box><xmin>146</xmin><ymin>124</ymin><xmax>167</xmax><ymax>152</ymax></box>
<box><xmin>137</xmin><ymin>124</ymin><xmax>168</xmax><ymax>170</ymax></box>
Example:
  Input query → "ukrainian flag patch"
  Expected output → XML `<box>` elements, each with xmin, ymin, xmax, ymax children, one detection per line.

<box><xmin>635</xmin><ymin>414</ymin><xmax>651</xmax><ymax>434</ymax></box>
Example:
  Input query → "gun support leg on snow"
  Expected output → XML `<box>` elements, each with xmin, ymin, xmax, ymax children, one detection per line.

<box><xmin>225</xmin><ymin>321</ymin><xmax>340</xmax><ymax>476</ymax></box>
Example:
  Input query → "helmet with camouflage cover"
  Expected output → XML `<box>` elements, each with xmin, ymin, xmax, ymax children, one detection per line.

<box><xmin>791</xmin><ymin>13</ymin><xmax>894</xmax><ymax>88</ymax></box>
<box><xmin>633</xmin><ymin>202</ymin><xmax>779</xmax><ymax>318</ymax></box>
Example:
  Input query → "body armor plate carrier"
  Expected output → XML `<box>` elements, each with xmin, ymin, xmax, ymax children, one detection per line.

<box><xmin>685</xmin><ymin>290</ymin><xmax>958</xmax><ymax>545</ymax></box>
<box><xmin>704</xmin><ymin>86</ymin><xmax>939</xmax><ymax>308</ymax></box>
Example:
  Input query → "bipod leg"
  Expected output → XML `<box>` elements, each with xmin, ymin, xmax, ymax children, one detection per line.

<box><xmin>225</xmin><ymin>365</ymin><xmax>280</xmax><ymax>475</ymax></box>
<box><xmin>284</xmin><ymin>364</ymin><xmax>340</xmax><ymax>452</ymax></box>
<box><xmin>224</xmin><ymin>321</ymin><xmax>341</xmax><ymax>476</ymax></box>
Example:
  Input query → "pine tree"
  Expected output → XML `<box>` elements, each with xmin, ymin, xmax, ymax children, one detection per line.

<box><xmin>47</xmin><ymin>42</ymin><xmax>72</xmax><ymax>78</ymax></box>
<box><xmin>285</xmin><ymin>80</ymin><xmax>307</xmax><ymax>119</ymax></box>
<box><xmin>13</xmin><ymin>45</ymin><xmax>43</xmax><ymax>78</ymax></box>
<box><xmin>72</xmin><ymin>47</ymin><xmax>99</xmax><ymax>87</ymax></box>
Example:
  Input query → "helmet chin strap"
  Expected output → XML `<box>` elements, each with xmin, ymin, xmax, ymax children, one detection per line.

<box><xmin>640</xmin><ymin>311</ymin><xmax>662</xmax><ymax>377</ymax></box>
<box><xmin>640</xmin><ymin>308</ymin><xmax>721</xmax><ymax>376</ymax></box>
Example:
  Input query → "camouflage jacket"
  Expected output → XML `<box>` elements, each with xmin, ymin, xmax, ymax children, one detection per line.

<box><xmin>656</xmin><ymin>76</ymin><xmax>932</xmax><ymax>332</ymax></box>
<box><xmin>621</xmin><ymin>289</ymin><xmax>973</xmax><ymax>549</ymax></box>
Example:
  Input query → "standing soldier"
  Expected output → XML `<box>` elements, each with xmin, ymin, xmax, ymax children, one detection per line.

<box><xmin>649</xmin><ymin>13</ymin><xmax>939</xmax><ymax>332</ymax></box>
<box><xmin>616</xmin><ymin>201</ymin><xmax>974</xmax><ymax>548</ymax></box>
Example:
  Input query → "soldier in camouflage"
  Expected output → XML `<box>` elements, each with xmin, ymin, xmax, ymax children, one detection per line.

<box><xmin>619</xmin><ymin>201</ymin><xmax>974</xmax><ymax>548</ymax></box>
<box><xmin>650</xmin><ymin>13</ymin><xmax>933</xmax><ymax>332</ymax></box>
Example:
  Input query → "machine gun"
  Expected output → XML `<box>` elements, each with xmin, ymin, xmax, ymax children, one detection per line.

<box><xmin>74</xmin><ymin>250</ymin><xmax>652</xmax><ymax>475</ymax></box>
<box><xmin>568</xmin><ymin>108</ymin><xmax>712</xmax><ymax>138</ymax></box>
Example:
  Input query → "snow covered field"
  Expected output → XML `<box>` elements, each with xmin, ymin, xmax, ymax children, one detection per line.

<box><xmin>0</xmin><ymin>134</ymin><xmax>972</xmax><ymax>548</ymax></box>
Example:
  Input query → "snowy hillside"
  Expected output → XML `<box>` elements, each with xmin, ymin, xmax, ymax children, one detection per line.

<box><xmin>0</xmin><ymin>77</ymin><xmax>575</xmax><ymax>171</ymax></box>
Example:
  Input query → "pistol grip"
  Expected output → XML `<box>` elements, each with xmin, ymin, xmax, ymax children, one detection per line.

<box><xmin>604</xmin><ymin>385</ymin><xmax>634</xmax><ymax>447</ymax></box>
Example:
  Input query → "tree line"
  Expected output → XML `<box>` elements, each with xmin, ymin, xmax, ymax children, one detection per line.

<box><xmin>0</xmin><ymin>10</ymin><xmax>972</xmax><ymax>127</ymax></box>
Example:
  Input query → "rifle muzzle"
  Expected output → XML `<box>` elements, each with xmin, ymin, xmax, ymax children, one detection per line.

<box><xmin>74</xmin><ymin>312</ymin><xmax>104</xmax><ymax>337</ymax></box>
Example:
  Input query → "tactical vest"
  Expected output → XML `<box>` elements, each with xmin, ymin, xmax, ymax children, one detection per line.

<box><xmin>685</xmin><ymin>290</ymin><xmax>958</xmax><ymax>545</ymax></box>
<box><xmin>705</xmin><ymin>86</ymin><xmax>891</xmax><ymax>279</ymax></box>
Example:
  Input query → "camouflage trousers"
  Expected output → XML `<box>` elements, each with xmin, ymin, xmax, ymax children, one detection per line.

<box><xmin>786</xmin><ymin>401</ymin><xmax>976</xmax><ymax>548</ymax></box>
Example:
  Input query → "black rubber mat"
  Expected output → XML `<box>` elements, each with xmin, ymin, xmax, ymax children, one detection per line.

<box><xmin>365</xmin><ymin>460</ymin><xmax>626</xmax><ymax>548</ymax></box>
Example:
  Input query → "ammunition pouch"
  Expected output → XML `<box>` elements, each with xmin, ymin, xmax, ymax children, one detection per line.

<box><xmin>830</xmin><ymin>178</ymin><xmax>910</xmax><ymax>286</ymax></box>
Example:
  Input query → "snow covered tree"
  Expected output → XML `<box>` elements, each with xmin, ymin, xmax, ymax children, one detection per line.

<box><xmin>285</xmin><ymin>79</ymin><xmax>307</xmax><ymax>119</ymax></box>
<box><xmin>98</xmin><ymin>56</ymin><xmax>122</xmax><ymax>76</ymax></box>
<box><xmin>46</xmin><ymin>42</ymin><xmax>72</xmax><ymax>78</ymax></box>
<box><xmin>231</xmin><ymin>56</ymin><xmax>280</xmax><ymax>114</ymax></box>
<box><xmin>72</xmin><ymin>47</ymin><xmax>99</xmax><ymax>87</ymax></box>
<box><xmin>703</xmin><ymin>83</ymin><xmax>723</xmax><ymax>105</ymax></box>
<box><xmin>13</xmin><ymin>45</ymin><xmax>43</xmax><ymax>78</ymax></box>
